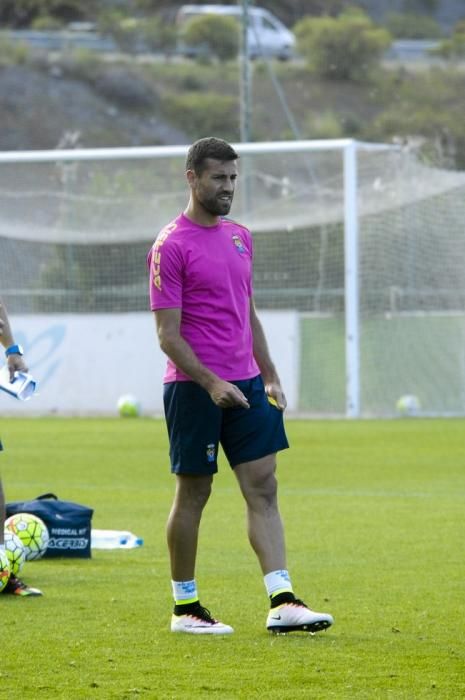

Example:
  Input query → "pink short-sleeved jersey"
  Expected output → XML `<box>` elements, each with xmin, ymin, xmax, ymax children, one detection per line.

<box><xmin>147</xmin><ymin>212</ymin><xmax>259</xmax><ymax>383</ymax></box>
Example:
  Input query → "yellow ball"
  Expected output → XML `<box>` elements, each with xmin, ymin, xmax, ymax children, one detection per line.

<box><xmin>396</xmin><ymin>394</ymin><xmax>421</xmax><ymax>417</ymax></box>
<box><xmin>3</xmin><ymin>530</ymin><xmax>26</xmax><ymax>576</ymax></box>
<box><xmin>117</xmin><ymin>394</ymin><xmax>141</xmax><ymax>418</ymax></box>
<box><xmin>5</xmin><ymin>513</ymin><xmax>50</xmax><ymax>561</ymax></box>
<box><xmin>0</xmin><ymin>548</ymin><xmax>11</xmax><ymax>592</ymax></box>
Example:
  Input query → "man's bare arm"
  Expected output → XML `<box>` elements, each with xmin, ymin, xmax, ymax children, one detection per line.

<box><xmin>154</xmin><ymin>308</ymin><xmax>249</xmax><ymax>408</ymax></box>
<box><xmin>0</xmin><ymin>298</ymin><xmax>28</xmax><ymax>379</ymax></box>
<box><xmin>249</xmin><ymin>299</ymin><xmax>286</xmax><ymax>410</ymax></box>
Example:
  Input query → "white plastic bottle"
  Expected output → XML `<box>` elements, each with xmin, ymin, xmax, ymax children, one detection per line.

<box><xmin>91</xmin><ymin>529</ymin><xmax>143</xmax><ymax>549</ymax></box>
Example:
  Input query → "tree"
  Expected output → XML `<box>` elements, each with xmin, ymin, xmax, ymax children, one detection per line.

<box><xmin>433</xmin><ymin>19</ymin><xmax>465</xmax><ymax>59</ymax></box>
<box><xmin>141</xmin><ymin>16</ymin><xmax>177</xmax><ymax>58</ymax></box>
<box><xmin>295</xmin><ymin>9</ymin><xmax>392</xmax><ymax>81</ymax></box>
<box><xmin>257</xmin><ymin>0</ymin><xmax>345</xmax><ymax>25</ymax></box>
<box><xmin>98</xmin><ymin>11</ymin><xmax>142</xmax><ymax>54</ymax></box>
<box><xmin>385</xmin><ymin>12</ymin><xmax>442</xmax><ymax>39</ymax></box>
<box><xmin>180</xmin><ymin>15</ymin><xmax>239</xmax><ymax>62</ymax></box>
<box><xmin>0</xmin><ymin>0</ymin><xmax>98</xmax><ymax>27</ymax></box>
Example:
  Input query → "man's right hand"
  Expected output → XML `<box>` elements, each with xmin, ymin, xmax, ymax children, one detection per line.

<box><xmin>209</xmin><ymin>379</ymin><xmax>250</xmax><ymax>409</ymax></box>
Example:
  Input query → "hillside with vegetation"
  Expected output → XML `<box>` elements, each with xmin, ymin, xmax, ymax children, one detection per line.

<box><xmin>0</xmin><ymin>1</ymin><xmax>464</xmax><ymax>169</ymax></box>
<box><xmin>1</xmin><ymin>0</ymin><xmax>464</xmax><ymax>32</ymax></box>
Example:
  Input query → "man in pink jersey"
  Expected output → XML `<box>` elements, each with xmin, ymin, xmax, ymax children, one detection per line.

<box><xmin>148</xmin><ymin>137</ymin><xmax>333</xmax><ymax>635</ymax></box>
<box><xmin>0</xmin><ymin>297</ymin><xmax>42</xmax><ymax>596</ymax></box>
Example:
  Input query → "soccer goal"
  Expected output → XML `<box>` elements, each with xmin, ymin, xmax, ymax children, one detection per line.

<box><xmin>1</xmin><ymin>140</ymin><xmax>465</xmax><ymax>417</ymax></box>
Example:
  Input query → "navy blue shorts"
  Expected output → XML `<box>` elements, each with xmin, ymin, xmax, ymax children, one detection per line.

<box><xmin>163</xmin><ymin>374</ymin><xmax>289</xmax><ymax>475</ymax></box>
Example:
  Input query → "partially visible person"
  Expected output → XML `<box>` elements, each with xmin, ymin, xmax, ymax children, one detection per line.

<box><xmin>148</xmin><ymin>137</ymin><xmax>333</xmax><ymax>634</ymax></box>
<box><xmin>0</xmin><ymin>297</ymin><xmax>42</xmax><ymax>596</ymax></box>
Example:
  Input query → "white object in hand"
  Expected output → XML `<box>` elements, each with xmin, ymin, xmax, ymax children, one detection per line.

<box><xmin>0</xmin><ymin>366</ymin><xmax>37</xmax><ymax>401</ymax></box>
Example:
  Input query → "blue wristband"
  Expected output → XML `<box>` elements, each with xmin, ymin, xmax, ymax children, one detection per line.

<box><xmin>5</xmin><ymin>344</ymin><xmax>24</xmax><ymax>357</ymax></box>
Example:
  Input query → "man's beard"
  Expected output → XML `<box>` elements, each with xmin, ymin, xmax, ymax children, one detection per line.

<box><xmin>199</xmin><ymin>193</ymin><xmax>233</xmax><ymax>216</ymax></box>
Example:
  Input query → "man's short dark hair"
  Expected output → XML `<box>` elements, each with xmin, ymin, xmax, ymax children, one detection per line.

<box><xmin>186</xmin><ymin>137</ymin><xmax>239</xmax><ymax>175</ymax></box>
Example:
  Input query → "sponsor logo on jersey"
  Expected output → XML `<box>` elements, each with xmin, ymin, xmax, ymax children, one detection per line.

<box><xmin>151</xmin><ymin>221</ymin><xmax>177</xmax><ymax>291</ymax></box>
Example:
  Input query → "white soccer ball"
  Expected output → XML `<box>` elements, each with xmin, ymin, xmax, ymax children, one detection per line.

<box><xmin>396</xmin><ymin>394</ymin><xmax>421</xmax><ymax>417</ymax></box>
<box><xmin>5</xmin><ymin>513</ymin><xmax>50</xmax><ymax>561</ymax></box>
<box><xmin>117</xmin><ymin>394</ymin><xmax>141</xmax><ymax>418</ymax></box>
<box><xmin>0</xmin><ymin>548</ymin><xmax>11</xmax><ymax>592</ymax></box>
<box><xmin>3</xmin><ymin>530</ymin><xmax>26</xmax><ymax>576</ymax></box>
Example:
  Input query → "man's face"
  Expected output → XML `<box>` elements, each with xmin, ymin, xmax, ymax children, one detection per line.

<box><xmin>190</xmin><ymin>158</ymin><xmax>238</xmax><ymax>216</ymax></box>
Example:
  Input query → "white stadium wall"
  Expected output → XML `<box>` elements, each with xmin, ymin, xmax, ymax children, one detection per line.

<box><xmin>0</xmin><ymin>311</ymin><xmax>300</xmax><ymax>416</ymax></box>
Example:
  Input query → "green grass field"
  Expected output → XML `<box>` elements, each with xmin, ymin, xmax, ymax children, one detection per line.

<box><xmin>0</xmin><ymin>417</ymin><xmax>464</xmax><ymax>699</ymax></box>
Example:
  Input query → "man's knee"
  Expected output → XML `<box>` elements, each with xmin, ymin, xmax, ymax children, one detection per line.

<box><xmin>254</xmin><ymin>470</ymin><xmax>278</xmax><ymax>500</ymax></box>
<box><xmin>239</xmin><ymin>467</ymin><xmax>278</xmax><ymax>509</ymax></box>
<box><xmin>175</xmin><ymin>474</ymin><xmax>213</xmax><ymax>511</ymax></box>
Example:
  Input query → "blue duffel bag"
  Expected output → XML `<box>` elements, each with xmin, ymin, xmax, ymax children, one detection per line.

<box><xmin>6</xmin><ymin>492</ymin><xmax>94</xmax><ymax>558</ymax></box>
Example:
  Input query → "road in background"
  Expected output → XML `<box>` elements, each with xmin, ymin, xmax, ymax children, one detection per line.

<box><xmin>0</xmin><ymin>29</ymin><xmax>449</xmax><ymax>65</ymax></box>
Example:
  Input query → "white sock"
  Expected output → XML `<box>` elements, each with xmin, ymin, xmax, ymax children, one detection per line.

<box><xmin>0</xmin><ymin>544</ymin><xmax>5</xmax><ymax>553</ymax></box>
<box><xmin>171</xmin><ymin>579</ymin><xmax>198</xmax><ymax>604</ymax></box>
<box><xmin>264</xmin><ymin>569</ymin><xmax>293</xmax><ymax>597</ymax></box>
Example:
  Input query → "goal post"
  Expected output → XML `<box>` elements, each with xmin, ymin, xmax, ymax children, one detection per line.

<box><xmin>343</xmin><ymin>140</ymin><xmax>360</xmax><ymax>418</ymax></box>
<box><xmin>1</xmin><ymin>139</ymin><xmax>465</xmax><ymax>417</ymax></box>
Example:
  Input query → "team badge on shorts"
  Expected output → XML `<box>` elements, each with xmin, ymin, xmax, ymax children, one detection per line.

<box><xmin>232</xmin><ymin>234</ymin><xmax>246</xmax><ymax>254</ymax></box>
<box><xmin>206</xmin><ymin>443</ymin><xmax>216</xmax><ymax>463</ymax></box>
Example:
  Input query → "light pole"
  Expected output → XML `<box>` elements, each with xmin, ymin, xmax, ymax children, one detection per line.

<box><xmin>238</xmin><ymin>0</ymin><xmax>253</xmax><ymax>217</ymax></box>
<box><xmin>239</xmin><ymin>0</ymin><xmax>251</xmax><ymax>143</ymax></box>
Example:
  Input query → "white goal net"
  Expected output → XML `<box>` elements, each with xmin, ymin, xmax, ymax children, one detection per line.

<box><xmin>1</xmin><ymin>140</ymin><xmax>464</xmax><ymax>417</ymax></box>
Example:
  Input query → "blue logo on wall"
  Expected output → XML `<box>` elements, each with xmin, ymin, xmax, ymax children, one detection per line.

<box><xmin>16</xmin><ymin>325</ymin><xmax>66</xmax><ymax>386</ymax></box>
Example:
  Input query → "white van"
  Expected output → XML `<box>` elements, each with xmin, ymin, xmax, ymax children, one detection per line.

<box><xmin>176</xmin><ymin>4</ymin><xmax>296</xmax><ymax>60</ymax></box>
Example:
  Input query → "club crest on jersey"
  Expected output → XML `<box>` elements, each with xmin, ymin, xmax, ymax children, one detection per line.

<box><xmin>232</xmin><ymin>234</ymin><xmax>246</xmax><ymax>254</ymax></box>
<box><xmin>206</xmin><ymin>443</ymin><xmax>216</xmax><ymax>463</ymax></box>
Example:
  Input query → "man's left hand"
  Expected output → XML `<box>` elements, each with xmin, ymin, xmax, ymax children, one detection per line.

<box><xmin>265</xmin><ymin>382</ymin><xmax>287</xmax><ymax>411</ymax></box>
